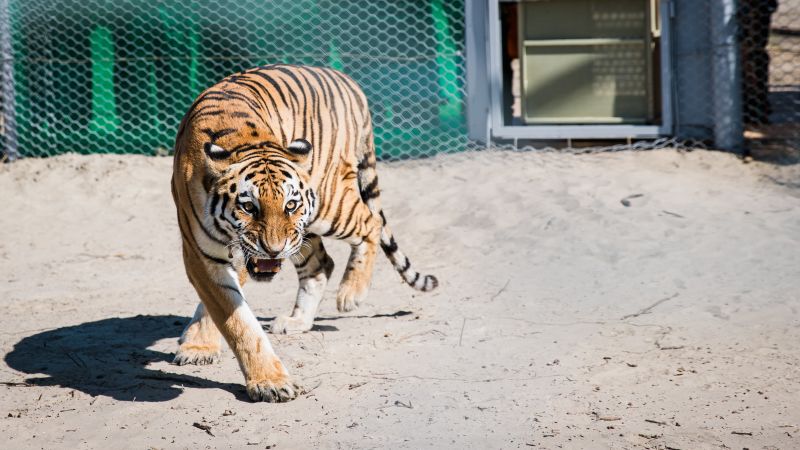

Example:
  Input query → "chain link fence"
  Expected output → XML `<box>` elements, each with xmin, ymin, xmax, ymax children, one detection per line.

<box><xmin>741</xmin><ymin>0</ymin><xmax>800</xmax><ymax>161</ymax></box>
<box><xmin>1</xmin><ymin>0</ymin><xmax>468</xmax><ymax>160</ymax></box>
<box><xmin>0</xmin><ymin>0</ymin><xmax>797</xmax><ymax>161</ymax></box>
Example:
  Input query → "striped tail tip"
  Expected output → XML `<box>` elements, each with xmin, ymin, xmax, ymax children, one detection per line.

<box><xmin>420</xmin><ymin>274</ymin><xmax>438</xmax><ymax>292</ymax></box>
<box><xmin>379</xmin><ymin>224</ymin><xmax>438</xmax><ymax>293</ymax></box>
<box><xmin>407</xmin><ymin>272</ymin><xmax>438</xmax><ymax>292</ymax></box>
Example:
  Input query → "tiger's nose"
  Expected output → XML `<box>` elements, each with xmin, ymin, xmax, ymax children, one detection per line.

<box><xmin>259</xmin><ymin>237</ymin><xmax>283</xmax><ymax>258</ymax></box>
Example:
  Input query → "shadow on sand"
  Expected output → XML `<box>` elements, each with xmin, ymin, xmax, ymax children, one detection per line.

<box><xmin>5</xmin><ymin>310</ymin><xmax>414</xmax><ymax>402</ymax></box>
<box><xmin>4</xmin><ymin>315</ymin><xmax>248</xmax><ymax>402</ymax></box>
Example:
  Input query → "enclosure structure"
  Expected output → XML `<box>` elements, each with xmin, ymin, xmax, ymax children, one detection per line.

<box><xmin>0</xmin><ymin>0</ymin><xmax>797</xmax><ymax>160</ymax></box>
<box><xmin>468</xmin><ymin>0</ymin><xmax>798</xmax><ymax>154</ymax></box>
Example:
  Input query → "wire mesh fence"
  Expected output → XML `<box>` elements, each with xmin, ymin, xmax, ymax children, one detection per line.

<box><xmin>741</xmin><ymin>0</ymin><xmax>800</xmax><ymax>160</ymax></box>
<box><xmin>0</xmin><ymin>0</ymin><xmax>797</xmax><ymax>161</ymax></box>
<box><xmin>2</xmin><ymin>0</ymin><xmax>468</xmax><ymax>160</ymax></box>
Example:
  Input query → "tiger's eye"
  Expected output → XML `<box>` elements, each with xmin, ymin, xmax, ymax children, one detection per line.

<box><xmin>241</xmin><ymin>202</ymin><xmax>256</xmax><ymax>213</ymax></box>
<box><xmin>285</xmin><ymin>200</ymin><xmax>298</xmax><ymax>212</ymax></box>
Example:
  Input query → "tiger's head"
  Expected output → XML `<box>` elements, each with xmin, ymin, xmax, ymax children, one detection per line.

<box><xmin>205</xmin><ymin>139</ymin><xmax>316</xmax><ymax>281</ymax></box>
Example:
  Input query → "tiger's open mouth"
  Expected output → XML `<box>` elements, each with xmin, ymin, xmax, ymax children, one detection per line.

<box><xmin>246</xmin><ymin>257</ymin><xmax>282</xmax><ymax>281</ymax></box>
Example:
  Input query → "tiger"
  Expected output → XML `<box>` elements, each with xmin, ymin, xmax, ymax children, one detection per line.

<box><xmin>170</xmin><ymin>64</ymin><xmax>438</xmax><ymax>403</ymax></box>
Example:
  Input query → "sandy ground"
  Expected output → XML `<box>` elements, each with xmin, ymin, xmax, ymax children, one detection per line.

<box><xmin>0</xmin><ymin>149</ymin><xmax>799</xmax><ymax>449</ymax></box>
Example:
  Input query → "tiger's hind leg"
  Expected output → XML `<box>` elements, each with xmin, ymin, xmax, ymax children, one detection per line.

<box><xmin>334</xmin><ymin>135</ymin><xmax>383</xmax><ymax>312</ymax></box>
<box><xmin>336</xmin><ymin>203</ymin><xmax>382</xmax><ymax>312</ymax></box>
<box><xmin>271</xmin><ymin>235</ymin><xmax>334</xmax><ymax>334</ymax></box>
<box><xmin>174</xmin><ymin>302</ymin><xmax>223</xmax><ymax>365</ymax></box>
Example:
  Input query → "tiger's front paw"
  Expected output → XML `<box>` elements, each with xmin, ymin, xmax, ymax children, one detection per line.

<box><xmin>246</xmin><ymin>378</ymin><xmax>303</xmax><ymax>403</ymax></box>
<box><xmin>270</xmin><ymin>315</ymin><xmax>314</xmax><ymax>334</ymax></box>
<box><xmin>173</xmin><ymin>344</ymin><xmax>221</xmax><ymax>366</ymax></box>
<box><xmin>336</xmin><ymin>280</ymin><xmax>368</xmax><ymax>312</ymax></box>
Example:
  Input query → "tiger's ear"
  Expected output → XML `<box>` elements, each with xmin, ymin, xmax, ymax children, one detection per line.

<box><xmin>286</xmin><ymin>139</ymin><xmax>312</xmax><ymax>171</ymax></box>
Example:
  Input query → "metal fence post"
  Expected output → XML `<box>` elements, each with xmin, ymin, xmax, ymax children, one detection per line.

<box><xmin>465</xmin><ymin>0</ymin><xmax>489</xmax><ymax>143</ymax></box>
<box><xmin>0</xmin><ymin>0</ymin><xmax>17</xmax><ymax>162</ymax></box>
<box><xmin>710</xmin><ymin>0</ymin><xmax>744</xmax><ymax>154</ymax></box>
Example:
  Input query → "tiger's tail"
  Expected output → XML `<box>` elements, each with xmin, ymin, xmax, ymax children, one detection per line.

<box><xmin>356</xmin><ymin>133</ymin><xmax>438</xmax><ymax>293</ymax></box>
<box><xmin>377</xmin><ymin>213</ymin><xmax>439</xmax><ymax>292</ymax></box>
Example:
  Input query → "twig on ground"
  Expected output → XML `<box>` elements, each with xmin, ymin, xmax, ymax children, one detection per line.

<box><xmin>303</xmin><ymin>381</ymin><xmax>322</xmax><ymax>396</ymax></box>
<box><xmin>662</xmin><ymin>210</ymin><xmax>685</xmax><ymax>218</ymax></box>
<box><xmin>307</xmin><ymin>331</ymin><xmax>325</xmax><ymax>350</ymax></box>
<box><xmin>653</xmin><ymin>326</ymin><xmax>685</xmax><ymax>350</ymax></box>
<box><xmin>645</xmin><ymin>419</ymin><xmax>667</xmax><ymax>426</ymax></box>
<box><xmin>657</xmin><ymin>344</ymin><xmax>685</xmax><ymax>351</ymax></box>
<box><xmin>592</xmin><ymin>411</ymin><xmax>621</xmax><ymax>421</ymax></box>
<box><xmin>0</xmin><ymin>381</ymin><xmax>31</xmax><ymax>387</ymax></box>
<box><xmin>76</xmin><ymin>252</ymin><xmax>144</xmax><ymax>261</ymax></box>
<box><xmin>377</xmin><ymin>400</ymin><xmax>414</xmax><ymax>410</ymax></box>
<box><xmin>397</xmin><ymin>329</ymin><xmax>445</xmax><ymax>343</ymax></box>
<box><xmin>458</xmin><ymin>318</ymin><xmax>467</xmax><ymax>346</ymax></box>
<box><xmin>621</xmin><ymin>293</ymin><xmax>679</xmax><ymax>320</ymax></box>
<box><xmin>490</xmin><ymin>279</ymin><xmax>511</xmax><ymax>301</ymax></box>
<box><xmin>193</xmin><ymin>422</ymin><xmax>214</xmax><ymax>436</ymax></box>
<box><xmin>65</xmin><ymin>351</ymin><xmax>87</xmax><ymax>369</ymax></box>
<box><xmin>638</xmin><ymin>433</ymin><xmax>661</xmax><ymax>439</ymax></box>
<box><xmin>731</xmin><ymin>431</ymin><xmax>753</xmax><ymax>436</ymax></box>
<box><xmin>620</xmin><ymin>193</ymin><xmax>644</xmax><ymax>207</ymax></box>
<box><xmin>135</xmin><ymin>373</ymin><xmax>203</xmax><ymax>386</ymax></box>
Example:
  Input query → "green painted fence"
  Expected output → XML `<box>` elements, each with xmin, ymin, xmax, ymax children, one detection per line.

<box><xmin>7</xmin><ymin>0</ymin><xmax>467</xmax><ymax>159</ymax></box>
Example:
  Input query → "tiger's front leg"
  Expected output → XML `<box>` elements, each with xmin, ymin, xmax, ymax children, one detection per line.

<box><xmin>271</xmin><ymin>235</ymin><xmax>334</xmax><ymax>334</ymax></box>
<box><xmin>183</xmin><ymin>247</ymin><xmax>301</xmax><ymax>402</ymax></box>
<box><xmin>175</xmin><ymin>265</ymin><xmax>248</xmax><ymax>364</ymax></box>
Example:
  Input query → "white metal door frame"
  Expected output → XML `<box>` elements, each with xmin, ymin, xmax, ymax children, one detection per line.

<box><xmin>485</xmin><ymin>0</ymin><xmax>675</xmax><ymax>140</ymax></box>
